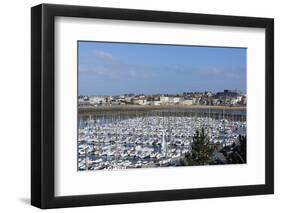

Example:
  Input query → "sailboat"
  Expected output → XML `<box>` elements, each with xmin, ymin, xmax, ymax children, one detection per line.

<box><xmin>162</xmin><ymin>129</ymin><xmax>167</xmax><ymax>155</ymax></box>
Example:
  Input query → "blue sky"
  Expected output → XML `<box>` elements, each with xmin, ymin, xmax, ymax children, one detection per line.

<box><xmin>78</xmin><ymin>41</ymin><xmax>246</xmax><ymax>96</ymax></box>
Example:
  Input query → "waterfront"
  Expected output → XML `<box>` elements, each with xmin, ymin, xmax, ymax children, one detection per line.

<box><xmin>78</xmin><ymin>107</ymin><xmax>246</xmax><ymax>171</ymax></box>
<box><xmin>79</xmin><ymin>105</ymin><xmax>246</xmax><ymax>121</ymax></box>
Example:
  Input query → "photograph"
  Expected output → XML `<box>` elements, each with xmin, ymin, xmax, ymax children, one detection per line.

<box><xmin>29</xmin><ymin>3</ymin><xmax>274</xmax><ymax>209</ymax></box>
<box><xmin>77</xmin><ymin>41</ymin><xmax>247</xmax><ymax>171</ymax></box>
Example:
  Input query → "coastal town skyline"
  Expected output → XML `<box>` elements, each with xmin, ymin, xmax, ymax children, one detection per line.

<box><xmin>78</xmin><ymin>89</ymin><xmax>246</xmax><ymax>107</ymax></box>
<box><xmin>78</xmin><ymin>41</ymin><xmax>246</xmax><ymax>96</ymax></box>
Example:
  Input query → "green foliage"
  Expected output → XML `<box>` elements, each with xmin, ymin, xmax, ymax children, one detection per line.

<box><xmin>238</xmin><ymin>135</ymin><xmax>247</xmax><ymax>162</ymax></box>
<box><xmin>220</xmin><ymin>135</ymin><xmax>246</xmax><ymax>164</ymax></box>
<box><xmin>181</xmin><ymin>128</ymin><xmax>215</xmax><ymax>166</ymax></box>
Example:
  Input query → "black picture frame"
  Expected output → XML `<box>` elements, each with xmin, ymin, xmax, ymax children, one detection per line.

<box><xmin>31</xmin><ymin>3</ymin><xmax>274</xmax><ymax>209</ymax></box>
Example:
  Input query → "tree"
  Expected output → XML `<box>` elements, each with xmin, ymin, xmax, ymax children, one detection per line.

<box><xmin>220</xmin><ymin>135</ymin><xmax>246</xmax><ymax>164</ymax></box>
<box><xmin>181</xmin><ymin>128</ymin><xmax>215</xmax><ymax>166</ymax></box>
<box><xmin>238</xmin><ymin>135</ymin><xmax>247</xmax><ymax>162</ymax></box>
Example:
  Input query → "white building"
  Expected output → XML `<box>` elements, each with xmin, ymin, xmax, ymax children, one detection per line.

<box><xmin>125</xmin><ymin>97</ymin><xmax>133</xmax><ymax>103</ymax></box>
<box><xmin>149</xmin><ymin>100</ymin><xmax>161</xmax><ymax>106</ymax></box>
<box><xmin>132</xmin><ymin>98</ymin><xmax>148</xmax><ymax>105</ymax></box>
<box><xmin>171</xmin><ymin>97</ymin><xmax>183</xmax><ymax>103</ymax></box>
<box><xmin>137</xmin><ymin>99</ymin><xmax>147</xmax><ymax>105</ymax></box>
<box><xmin>237</xmin><ymin>95</ymin><xmax>243</xmax><ymax>102</ymax></box>
<box><xmin>182</xmin><ymin>99</ymin><xmax>193</xmax><ymax>105</ymax></box>
<box><xmin>160</xmin><ymin>96</ymin><xmax>184</xmax><ymax>104</ymax></box>
<box><xmin>89</xmin><ymin>96</ymin><xmax>106</xmax><ymax>105</ymax></box>
<box><xmin>160</xmin><ymin>96</ymin><xmax>170</xmax><ymax>103</ymax></box>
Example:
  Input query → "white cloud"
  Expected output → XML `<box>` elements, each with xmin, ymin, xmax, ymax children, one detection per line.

<box><xmin>79</xmin><ymin>49</ymin><xmax>152</xmax><ymax>80</ymax></box>
<box><xmin>93</xmin><ymin>50</ymin><xmax>113</xmax><ymax>61</ymax></box>
<box><xmin>200</xmin><ymin>68</ymin><xmax>242</xmax><ymax>80</ymax></box>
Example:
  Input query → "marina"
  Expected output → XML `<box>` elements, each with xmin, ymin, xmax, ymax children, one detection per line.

<box><xmin>78</xmin><ymin>108</ymin><xmax>246</xmax><ymax>171</ymax></box>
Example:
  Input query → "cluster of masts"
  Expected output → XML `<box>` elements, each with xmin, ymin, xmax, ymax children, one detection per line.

<box><xmin>78</xmin><ymin>110</ymin><xmax>246</xmax><ymax>171</ymax></box>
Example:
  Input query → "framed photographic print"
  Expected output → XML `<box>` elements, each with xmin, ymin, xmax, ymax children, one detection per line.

<box><xmin>31</xmin><ymin>3</ymin><xmax>274</xmax><ymax>209</ymax></box>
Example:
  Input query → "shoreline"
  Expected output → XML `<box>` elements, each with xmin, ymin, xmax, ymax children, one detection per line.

<box><xmin>78</xmin><ymin>104</ymin><xmax>246</xmax><ymax>113</ymax></box>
